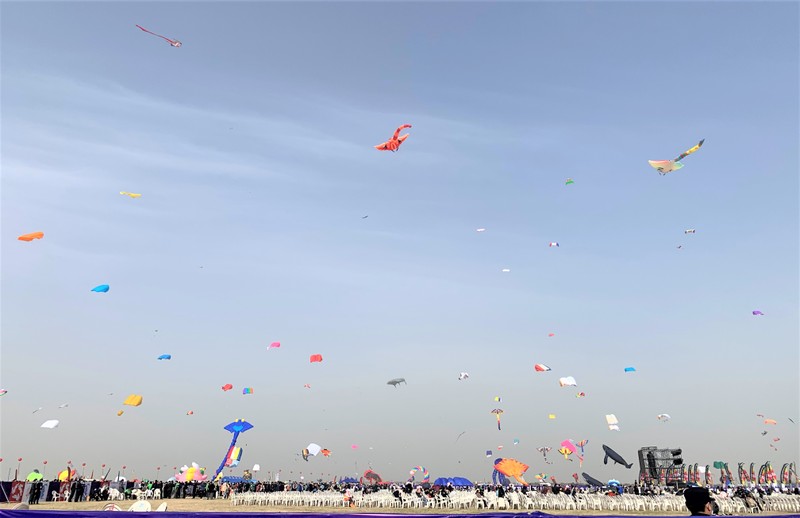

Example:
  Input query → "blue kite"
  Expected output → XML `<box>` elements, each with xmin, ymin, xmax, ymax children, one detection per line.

<box><xmin>157</xmin><ymin>354</ymin><xmax>172</xmax><ymax>360</ymax></box>
<box><xmin>91</xmin><ymin>284</ymin><xmax>110</xmax><ymax>293</ymax></box>
<box><xmin>213</xmin><ymin>419</ymin><xmax>254</xmax><ymax>480</ymax></box>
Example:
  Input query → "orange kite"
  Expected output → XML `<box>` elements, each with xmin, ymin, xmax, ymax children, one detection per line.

<box><xmin>18</xmin><ymin>232</ymin><xmax>44</xmax><ymax>242</ymax></box>
<box><xmin>374</xmin><ymin>124</ymin><xmax>412</xmax><ymax>152</ymax></box>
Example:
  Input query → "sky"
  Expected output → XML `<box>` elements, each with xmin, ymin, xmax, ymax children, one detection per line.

<box><xmin>1</xmin><ymin>1</ymin><xmax>798</xmax><ymax>485</ymax></box>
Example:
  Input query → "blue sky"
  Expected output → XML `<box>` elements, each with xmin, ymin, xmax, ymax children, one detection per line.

<box><xmin>1</xmin><ymin>1</ymin><xmax>797</xmax><ymax>484</ymax></box>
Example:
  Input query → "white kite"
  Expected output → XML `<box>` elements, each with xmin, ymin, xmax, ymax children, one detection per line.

<box><xmin>40</xmin><ymin>420</ymin><xmax>60</xmax><ymax>429</ymax></box>
<box><xmin>606</xmin><ymin>414</ymin><xmax>620</xmax><ymax>431</ymax></box>
<box><xmin>559</xmin><ymin>376</ymin><xmax>577</xmax><ymax>387</ymax></box>
<box><xmin>458</xmin><ymin>372</ymin><xmax>470</xmax><ymax>380</ymax></box>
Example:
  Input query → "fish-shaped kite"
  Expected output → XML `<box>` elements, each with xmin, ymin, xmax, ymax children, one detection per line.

<box><xmin>18</xmin><ymin>232</ymin><xmax>44</xmax><ymax>242</ymax></box>
<box><xmin>374</xmin><ymin>124</ymin><xmax>412</xmax><ymax>152</ymax></box>
<box><xmin>648</xmin><ymin>139</ymin><xmax>704</xmax><ymax>175</ymax></box>
<box><xmin>135</xmin><ymin>24</ymin><xmax>181</xmax><ymax>47</ymax></box>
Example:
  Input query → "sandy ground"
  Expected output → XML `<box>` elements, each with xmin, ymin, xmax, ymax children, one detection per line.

<box><xmin>0</xmin><ymin>498</ymin><xmax>689</xmax><ymax>514</ymax></box>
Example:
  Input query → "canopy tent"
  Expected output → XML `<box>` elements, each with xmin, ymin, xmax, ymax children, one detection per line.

<box><xmin>338</xmin><ymin>477</ymin><xmax>358</xmax><ymax>484</ymax></box>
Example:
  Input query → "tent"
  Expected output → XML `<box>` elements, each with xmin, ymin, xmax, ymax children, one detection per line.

<box><xmin>433</xmin><ymin>477</ymin><xmax>473</xmax><ymax>487</ymax></box>
<box><xmin>339</xmin><ymin>477</ymin><xmax>358</xmax><ymax>484</ymax></box>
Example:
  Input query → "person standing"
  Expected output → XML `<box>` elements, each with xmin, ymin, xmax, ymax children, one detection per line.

<box><xmin>684</xmin><ymin>487</ymin><xmax>716</xmax><ymax>516</ymax></box>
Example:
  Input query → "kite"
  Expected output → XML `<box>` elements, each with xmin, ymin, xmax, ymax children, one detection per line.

<box><xmin>513</xmin><ymin>439</ymin><xmax>520</xmax><ymax>445</ymax></box>
<box><xmin>387</xmin><ymin>378</ymin><xmax>406</xmax><ymax>387</ymax></box>
<box><xmin>0</xmin><ymin>389</ymin><xmax>6</xmax><ymax>396</ymax></box>
<box><xmin>186</xmin><ymin>411</ymin><xmax>194</xmax><ymax>415</ymax></box>
<box><xmin>485</xmin><ymin>450</ymin><xmax>492</xmax><ymax>457</ymax></box>
<box><xmin>494</xmin><ymin>458</ymin><xmax>529</xmax><ymax>486</ymax></box>
<box><xmin>606</xmin><ymin>414</ymin><xmax>620</xmax><ymax>431</ymax></box>
<box><xmin>123</xmin><ymin>394</ymin><xmax>142</xmax><ymax>406</ymax></box>
<box><xmin>303</xmin><ymin>384</ymin><xmax>311</xmax><ymax>388</ymax></box>
<box><xmin>602</xmin><ymin>445</ymin><xmax>633</xmax><ymax>468</ymax></box>
<box><xmin>309</xmin><ymin>354</ymin><xmax>323</xmax><ymax>363</ymax></box>
<box><xmin>761</xmin><ymin>431</ymin><xmax>768</xmax><ymax>436</ymax></box>
<box><xmin>576</xmin><ymin>440</ymin><xmax>589</xmax><ymax>454</ymax></box>
<box><xmin>91</xmin><ymin>285</ymin><xmax>110</xmax><ymax>293</ymax></box>
<box><xmin>268</xmin><ymin>342</ymin><xmax>281</xmax><ymax>349</ymax></box>
<box><xmin>624</xmin><ymin>367</ymin><xmax>636</xmax><ymax>372</ymax></box>
<box><xmin>549</xmin><ymin>242</ymin><xmax>560</xmax><ymax>247</ymax></box>
<box><xmin>493</xmin><ymin>396</ymin><xmax>502</xmax><ymax>402</ymax></box>
<box><xmin>221</xmin><ymin>384</ymin><xmax>233</xmax><ymax>391</ymax></box>
<box><xmin>58</xmin><ymin>403</ymin><xmax>69</xmax><ymax>408</ymax></box>
<box><xmin>565</xmin><ymin>178</ymin><xmax>574</xmax><ymax>185</ymax></box>
<box><xmin>458</xmin><ymin>372</ymin><xmax>469</xmax><ymax>380</ymax></box>
<box><xmin>753</xmin><ymin>310</ymin><xmax>764</xmax><ymax>316</ymax></box>
<box><xmin>119</xmin><ymin>192</ymin><xmax>142</xmax><ymax>198</ymax></box>
<box><xmin>583</xmin><ymin>473</ymin><xmax>604</xmax><ymax>487</ymax></box>
<box><xmin>537</xmin><ymin>447</ymin><xmax>551</xmax><ymax>459</ymax></box>
<box><xmin>351</xmin><ymin>444</ymin><xmax>359</xmax><ymax>449</ymax></box>
<box><xmin>321</xmin><ymin>448</ymin><xmax>331</xmax><ymax>456</ymax></box>
<box><xmin>361</xmin><ymin>470</ymin><xmax>383</xmax><ymax>485</ymax></box>
<box><xmin>302</xmin><ymin>443</ymin><xmax>322</xmax><ymax>461</ymax></box>
<box><xmin>657</xmin><ymin>414</ymin><xmax>671</xmax><ymax>421</ymax></box>
<box><xmin>374</xmin><ymin>124</ymin><xmax>412</xmax><ymax>152</ymax></box>
<box><xmin>242</xmin><ymin>387</ymin><xmax>253</xmax><ymax>395</ymax></box>
<box><xmin>685</xmin><ymin>229</ymin><xmax>696</xmax><ymax>234</ymax></box>
<box><xmin>558</xmin><ymin>448</ymin><xmax>574</xmax><ymax>461</ymax></box>
<box><xmin>40</xmin><ymin>420</ymin><xmax>59</xmax><ymax>429</ymax></box>
<box><xmin>476</xmin><ymin>228</ymin><xmax>486</xmax><ymax>232</ymax></box>
<box><xmin>648</xmin><ymin>139</ymin><xmax>704</xmax><ymax>175</ymax></box>
<box><xmin>32</xmin><ymin>407</ymin><xmax>43</xmax><ymax>414</ymax></box>
<box><xmin>408</xmin><ymin>466</ymin><xmax>429</xmax><ymax>483</ymax></box>
<box><xmin>576</xmin><ymin>392</ymin><xmax>586</xmax><ymax>398</ymax></box>
<box><xmin>157</xmin><ymin>354</ymin><xmax>171</xmax><ymax>360</ymax></box>
<box><xmin>491</xmin><ymin>408</ymin><xmax>504</xmax><ymax>430</ymax></box>
<box><xmin>534</xmin><ymin>363</ymin><xmax>551</xmax><ymax>372</ymax></box>
<box><xmin>501</xmin><ymin>268</ymin><xmax>511</xmax><ymax>273</ymax></box>
<box><xmin>213</xmin><ymin>419</ymin><xmax>253</xmax><ymax>479</ymax></box>
<box><xmin>176</xmin><ymin>463</ymin><xmax>207</xmax><ymax>482</ymax></box>
<box><xmin>117</xmin><ymin>410</ymin><xmax>124</xmax><ymax>416</ymax></box>
<box><xmin>135</xmin><ymin>24</ymin><xmax>181</xmax><ymax>47</ymax></box>
<box><xmin>361</xmin><ymin>215</ymin><xmax>369</xmax><ymax>219</ymax></box>
<box><xmin>548</xmin><ymin>414</ymin><xmax>556</xmax><ymax>419</ymax></box>
<box><xmin>497</xmin><ymin>445</ymin><xmax>504</xmax><ymax>450</ymax></box>
<box><xmin>765</xmin><ymin>419</ymin><xmax>777</xmax><ymax>425</ymax></box>
<box><xmin>18</xmin><ymin>232</ymin><xmax>44</xmax><ymax>242</ymax></box>
<box><xmin>548</xmin><ymin>333</ymin><xmax>555</xmax><ymax>337</ymax></box>
<box><xmin>559</xmin><ymin>376</ymin><xmax>577</xmax><ymax>387</ymax></box>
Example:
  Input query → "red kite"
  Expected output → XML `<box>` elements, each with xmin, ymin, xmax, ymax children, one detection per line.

<box><xmin>310</xmin><ymin>354</ymin><xmax>323</xmax><ymax>363</ymax></box>
<box><xmin>374</xmin><ymin>124</ymin><xmax>412</xmax><ymax>152</ymax></box>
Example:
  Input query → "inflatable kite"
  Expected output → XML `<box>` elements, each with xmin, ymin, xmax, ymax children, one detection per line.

<box><xmin>361</xmin><ymin>469</ymin><xmax>383</xmax><ymax>485</ymax></box>
<box><xmin>624</xmin><ymin>367</ymin><xmax>636</xmax><ymax>372</ymax></box>
<box><xmin>408</xmin><ymin>466</ymin><xmax>429</xmax><ymax>483</ymax></box>
<box><xmin>135</xmin><ymin>24</ymin><xmax>181</xmax><ymax>47</ymax></box>
<box><xmin>387</xmin><ymin>378</ymin><xmax>406</xmax><ymax>387</ymax></box>
<box><xmin>120</xmin><ymin>192</ymin><xmax>142</xmax><ymax>198</ymax></box>
<box><xmin>175</xmin><ymin>462</ymin><xmax>207</xmax><ymax>482</ymax></box>
<box><xmin>753</xmin><ymin>310</ymin><xmax>764</xmax><ymax>316</ymax></box>
<box><xmin>302</xmin><ymin>443</ymin><xmax>322</xmax><ymax>461</ymax></box>
<box><xmin>648</xmin><ymin>139</ymin><xmax>704</xmax><ymax>175</ymax></box>
<box><xmin>213</xmin><ymin>419</ymin><xmax>253</xmax><ymax>480</ymax></box>
<box><xmin>458</xmin><ymin>372</ymin><xmax>469</xmax><ymax>380</ymax></box>
<box><xmin>657</xmin><ymin>414</ymin><xmax>671</xmax><ymax>421</ymax></box>
<box><xmin>221</xmin><ymin>384</ymin><xmax>233</xmax><ymax>391</ymax></box>
<box><xmin>602</xmin><ymin>445</ymin><xmax>633</xmax><ymax>468</ymax></box>
<box><xmin>494</xmin><ymin>458</ymin><xmax>529</xmax><ymax>486</ymax></box>
<box><xmin>310</xmin><ymin>354</ymin><xmax>323</xmax><ymax>363</ymax></box>
<box><xmin>157</xmin><ymin>354</ymin><xmax>171</xmax><ymax>360</ymax></box>
<box><xmin>374</xmin><ymin>124</ymin><xmax>412</xmax><ymax>152</ymax></box>
<box><xmin>534</xmin><ymin>363</ymin><xmax>551</xmax><ymax>372</ymax></box>
<box><xmin>559</xmin><ymin>376</ymin><xmax>577</xmax><ymax>387</ymax></box>
<box><xmin>18</xmin><ymin>232</ymin><xmax>44</xmax><ymax>242</ymax></box>
<box><xmin>268</xmin><ymin>342</ymin><xmax>281</xmax><ymax>349</ymax></box>
<box><xmin>91</xmin><ymin>285</ymin><xmax>110</xmax><ymax>293</ymax></box>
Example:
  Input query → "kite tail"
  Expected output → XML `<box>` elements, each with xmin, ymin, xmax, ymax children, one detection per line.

<box><xmin>214</xmin><ymin>431</ymin><xmax>239</xmax><ymax>480</ymax></box>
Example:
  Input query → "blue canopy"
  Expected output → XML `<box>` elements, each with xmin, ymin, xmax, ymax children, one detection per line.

<box><xmin>221</xmin><ymin>476</ymin><xmax>247</xmax><ymax>483</ymax></box>
<box><xmin>434</xmin><ymin>477</ymin><xmax>474</xmax><ymax>487</ymax></box>
<box><xmin>339</xmin><ymin>477</ymin><xmax>358</xmax><ymax>484</ymax></box>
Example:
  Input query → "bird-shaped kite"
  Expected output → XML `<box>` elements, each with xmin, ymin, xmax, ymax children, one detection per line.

<box><xmin>374</xmin><ymin>124</ymin><xmax>412</xmax><ymax>152</ymax></box>
<box><xmin>648</xmin><ymin>139</ymin><xmax>704</xmax><ymax>175</ymax></box>
<box><xmin>135</xmin><ymin>24</ymin><xmax>181</xmax><ymax>47</ymax></box>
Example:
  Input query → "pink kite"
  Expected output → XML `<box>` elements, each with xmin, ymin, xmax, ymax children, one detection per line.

<box><xmin>374</xmin><ymin>124</ymin><xmax>412</xmax><ymax>152</ymax></box>
<box><xmin>268</xmin><ymin>342</ymin><xmax>281</xmax><ymax>349</ymax></box>
<box><xmin>310</xmin><ymin>354</ymin><xmax>323</xmax><ymax>363</ymax></box>
<box><xmin>221</xmin><ymin>384</ymin><xmax>233</xmax><ymax>391</ymax></box>
<box><xmin>135</xmin><ymin>24</ymin><xmax>181</xmax><ymax>47</ymax></box>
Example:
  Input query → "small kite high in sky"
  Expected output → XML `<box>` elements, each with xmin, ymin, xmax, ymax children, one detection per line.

<box><xmin>753</xmin><ymin>310</ymin><xmax>764</xmax><ymax>316</ymax></box>
<box><xmin>606</xmin><ymin>414</ymin><xmax>620</xmax><ymax>431</ymax></box>
<box><xmin>559</xmin><ymin>376</ymin><xmax>577</xmax><ymax>387</ymax></box>
<box><xmin>40</xmin><ymin>420</ymin><xmax>59</xmax><ymax>429</ymax></box>
<box><xmin>387</xmin><ymin>378</ymin><xmax>406</xmax><ymax>387</ymax></box>
<box><xmin>221</xmin><ymin>384</ymin><xmax>233</xmax><ymax>391</ymax></box>
<box><xmin>310</xmin><ymin>354</ymin><xmax>323</xmax><ymax>363</ymax></box>
<box><xmin>685</xmin><ymin>229</ymin><xmax>696</xmax><ymax>234</ymax></box>
<box><xmin>157</xmin><ymin>354</ymin><xmax>171</xmax><ymax>360</ymax></box>
<box><xmin>135</xmin><ymin>24</ymin><xmax>181</xmax><ymax>47</ymax></box>
<box><xmin>624</xmin><ymin>367</ymin><xmax>636</xmax><ymax>373</ymax></box>
<box><xmin>18</xmin><ymin>232</ymin><xmax>44</xmax><ymax>242</ymax></box>
<box><xmin>648</xmin><ymin>139</ymin><xmax>704</xmax><ymax>175</ymax></box>
<box><xmin>268</xmin><ymin>342</ymin><xmax>281</xmax><ymax>349</ymax></box>
<box><xmin>491</xmin><ymin>408</ymin><xmax>504</xmax><ymax>430</ymax></box>
<box><xmin>549</xmin><ymin>242</ymin><xmax>560</xmax><ymax>247</ymax></box>
<box><xmin>91</xmin><ymin>285</ymin><xmax>110</xmax><ymax>293</ymax></box>
<box><xmin>120</xmin><ymin>192</ymin><xmax>142</xmax><ymax>198</ymax></box>
<box><xmin>565</xmin><ymin>178</ymin><xmax>574</xmax><ymax>185</ymax></box>
<box><xmin>534</xmin><ymin>363</ymin><xmax>551</xmax><ymax>372</ymax></box>
<box><xmin>458</xmin><ymin>372</ymin><xmax>469</xmax><ymax>380</ymax></box>
<box><xmin>374</xmin><ymin>124</ymin><xmax>412</xmax><ymax>152</ymax></box>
